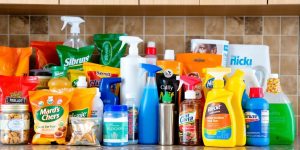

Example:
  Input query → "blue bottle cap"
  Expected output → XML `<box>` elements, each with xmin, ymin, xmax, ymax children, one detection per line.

<box><xmin>104</xmin><ymin>105</ymin><xmax>128</xmax><ymax>112</ymax></box>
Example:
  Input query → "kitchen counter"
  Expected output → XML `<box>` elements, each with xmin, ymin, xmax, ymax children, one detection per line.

<box><xmin>0</xmin><ymin>137</ymin><xmax>299</xmax><ymax>150</ymax></box>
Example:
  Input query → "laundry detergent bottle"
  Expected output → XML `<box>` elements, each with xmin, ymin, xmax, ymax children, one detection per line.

<box><xmin>265</xmin><ymin>74</ymin><xmax>296</xmax><ymax>145</ymax></box>
<box><xmin>202</xmin><ymin>68</ymin><xmax>236</xmax><ymax>147</ymax></box>
<box><xmin>138</xmin><ymin>64</ymin><xmax>162</xmax><ymax>144</ymax></box>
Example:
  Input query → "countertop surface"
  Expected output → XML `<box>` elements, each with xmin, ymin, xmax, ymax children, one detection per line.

<box><xmin>0</xmin><ymin>138</ymin><xmax>299</xmax><ymax>150</ymax></box>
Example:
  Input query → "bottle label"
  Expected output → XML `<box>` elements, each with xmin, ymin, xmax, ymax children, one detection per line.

<box><xmin>1</xmin><ymin>119</ymin><xmax>30</xmax><ymax>131</ymax></box>
<box><xmin>179</xmin><ymin>111</ymin><xmax>198</xmax><ymax>142</ymax></box>
<box><xmin>103</xmin><ymin>121</ymin><xmax>128</xmax><ymax>143</ymax></box>
<box><xmin>245</xmin><ymin>109</ymin><xmax>269</xmax><ymax>138</ymax></box>
<box><xmin>128</xmin><ymin>106</ymin><xmax>138</xmax><ymax>141</ymax></box>
<box><xmin>204</xmin><ymin>102</ymin><xmax>232</xmax><ymax>139</ymax></box>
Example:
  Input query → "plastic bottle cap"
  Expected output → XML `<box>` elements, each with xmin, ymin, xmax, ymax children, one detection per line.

<box><xmin>269</xmin><ymin>74</ymin><xmax>279</xmax><ymax>79</ymax></box>
<box><xmin>146</xmin><ymin>41</ymin><xmax>156</xmax><ymax>55</ymax></box>
<box><xmin>185</xmin><ymin>90</ymin><xmax>196</xmax><ymax>99</ymax></box>
<box><xmin>77</xmin><ymin>76</ymin><xmax>87</xmax><ymax>87</ymax></box>
<box><xmin>249</xmin><ymin>87</ymin><xmax>264</xmax><ymax>98</ymax></box>
<box><xmin>164</xmin><ymin>50</ymin><xmax>175</xmax><ymax>60</ymax></box>
<box><xmin>51</xmin><ymin>66</ymin><xmax>67</xmax><ymax>78</ymax></box>
<box><xmin>104</xmin><ymin>105</ymin><xmax>128</xmax><ymax>112</ymax></box>
<box><xmin>147</xmin><ymin>41</ymin><xmax>155</xmax><ymax>47</ymax></box>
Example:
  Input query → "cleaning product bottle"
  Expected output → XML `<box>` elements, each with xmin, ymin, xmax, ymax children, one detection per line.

<box><xmin>124</xmin><ymin>93</ymin><xmax>138</xmax><ymax>144</ymax></box>
<box><xmin>145</xmin><ymin>41</ymin><xmax>157</xmax><ymax>65</ymax></box>
<box><xmin>61</xmin><ymin>16</ymin><xmax>86</xmax><ymax>49</ymax></box>
<box><xmin>120</xmin><ymin>36</ymin><xmax>146</xmax><ymax>107</ymax></box>
<box><xmin>224</xmin><ymin>69</ymin><xmax>246</xmax><ymax>146</ymax></box>
<box><xmin>265</xmin><ymin>74</ymin><xmax>296</xmax><ymax>145</ymax></box>
<box><xmin>91</xmin><ymin>88</ymin><xmax>104</xmax><ymax>142</ymax></box>
<box><xmin>76</xmin><ymin>76</ymin><xmax>88</xmax><ymax>88</ymax></box>
<box><xmin>245</xmin><ymin>87</ymin><xmax>269</xmax><ymax>146</ymax></box>
<box><xmin>177</xmin><ymin>76</ymin><xmax>203</xmax><ymax>146</ymax></box>
<box><xmin>202</xmin><ymin>68</ymin><xmax>236</xmax><ymax>147</ymax></box>
<box><xmin>159</xmin><ymin>91</ymin><xmax>174</xmax><ymax>145</ymax></box>
<box><xmin>48</xmin><ymin>66</ymin><xmax>72</xmax><ymax>90</ymax></box>
<box><xmin>99</xmin><ymin>77</ymin><xmax>122</xmax><ymax>105</ymax></box>
<box><xmin>138</xmin><ymin>63</ymin><xmax>162</xmax><ymax>144</ymax></box>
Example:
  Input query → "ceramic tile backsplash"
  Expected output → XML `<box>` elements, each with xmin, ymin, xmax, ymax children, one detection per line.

<box><xmin>0</xmin><ymin>15</ymin><xmax>299</xmax><ymax>134</ymax></box>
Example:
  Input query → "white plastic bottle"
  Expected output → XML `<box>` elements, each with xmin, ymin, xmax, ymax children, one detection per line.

<box><xmin>91</xmin><ymin>88</ymin><xmax>104</xmax><ymax>142</ymax></box>
<box><xmin>77</xmin><ymin>76</ymin><xmax>88</xmax><ymax>88</ymax></box>
<box><xmin>61</xmin><ymin>16</ymin><xmax>86</xmax><ymax>49</ymax></box>
<box><xmin>119</xmin><ymin>36</ymin><xmax>146</xmax><ymax>107</ymax></box>
<box><xmin>145</xmin><ymin>41</ymin><xmax>157</xmax><ymax>65</ymax></box>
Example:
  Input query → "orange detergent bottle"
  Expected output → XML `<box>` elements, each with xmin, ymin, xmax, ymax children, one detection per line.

<box><xmin>48</xmin><ymin>66</ymin><xmax>72</xmax><ymax>90</ymax></box>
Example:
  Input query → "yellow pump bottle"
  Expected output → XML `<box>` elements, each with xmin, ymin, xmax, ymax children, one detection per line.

<box><xmin>225</xmin><ymin>70</ymin><xmax>246</xmax><ymax>146</ymax></box>
<box><xmin>202</xmin><ymin>68</ymin><xmax>236</xmax><ymax>147</ymax></box>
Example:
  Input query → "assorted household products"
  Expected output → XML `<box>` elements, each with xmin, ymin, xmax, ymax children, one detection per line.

<box><xmin>0</xmin><ymin>16</ymin><xmax>296</xmax><ymax>147</ymax></box>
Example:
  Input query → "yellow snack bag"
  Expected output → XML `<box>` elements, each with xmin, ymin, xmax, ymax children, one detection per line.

<box><xmin>69</xmin><ymin>88</ymin><xmax>96</xmax><ymax>118</ymax></box>
<box><xmin>29</xmin><ymin>89</ymin><xmax>73</xmax><ymax>145</ymax></box>
<box><xmin>0</xmin><ymin>46</ymin><xmax>32</xmax><ymax>76</ymax></box>
<box><xmin>68</xmin><ymin>69</ymin><xmax>86</xmax><ymax>87</ymax></box>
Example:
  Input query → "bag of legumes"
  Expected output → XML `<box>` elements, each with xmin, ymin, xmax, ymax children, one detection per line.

<box><xmin>29</xmin><ymin>89</ymin><xmax>73</xmax><ymax>145</ymax></box>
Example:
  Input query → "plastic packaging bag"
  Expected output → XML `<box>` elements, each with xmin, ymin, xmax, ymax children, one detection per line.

<box><xmin>68</xmin><ymin>69</ymin><xmax>85</xmax><ymax>87</ymax></box>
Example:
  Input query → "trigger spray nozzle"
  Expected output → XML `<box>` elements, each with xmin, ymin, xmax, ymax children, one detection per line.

<box><xmin>119</xmin><ymin>36</ymin><xmax>143</xmax><ymax>56</ymax></box>
<box><xmin>61</xmin><ymin>16</ymin><xmax>85</xmax><ymax>34</ymax></box>
<box><xmin>176</xmin><ymin>75</ymin><xmax>201</xmax><ymax>99</ymax></box>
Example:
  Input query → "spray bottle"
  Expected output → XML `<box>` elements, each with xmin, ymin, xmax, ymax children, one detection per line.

<box><xmin>202</xmin><ymin>68</ymin><xmax>236</xmax><ymax>147</ymax></box>
<box><xmin>61</xmin><ymin>16</ymin><xmax>86</xmax><ymax>48</ymax></box>
<box><xmin>138</xmin><ymin>64</ymin><xmax>161</xmax><ymax>144</ymax></box>
<box><xmin>99</xmin><ymin>77</ymin><xmax>122</xmax><ymax>105</ymax></box>
<box><xmin>177</xmin><ymin>76</ymin><xmax>203</xmax><ymax>146</ymax></box>
<box><xmin>119</xmin><ymin>36</ymin><xmax>146</xmax><ymax>107</ymax></box>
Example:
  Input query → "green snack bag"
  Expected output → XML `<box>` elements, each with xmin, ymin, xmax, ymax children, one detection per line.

<box><xmin>94</xmin><ymin>34</ymin><xmax>127</xmax><ymax>68</ymax></box>
<box><xmin>57</xmin><ymin>45</ymin><xmax>95</xmax><ymax>70</ymax></box>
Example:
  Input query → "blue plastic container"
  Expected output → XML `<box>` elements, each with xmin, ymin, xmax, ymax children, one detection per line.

<box><xmin>245</xmin><ymin>87</ymin><xmax>270</xmax><ymax>146</ymax></box>
<box><xmin>103</xmin><ymin>105</ymin><xmax>128</xmax><ymax>146</ymax></box>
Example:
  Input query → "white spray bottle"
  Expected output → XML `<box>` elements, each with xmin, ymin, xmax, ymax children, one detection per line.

<box><xmin>119</xmin><ymin>36</ymin><xmax>146</xmax><ymax>107</ymax></box>
<box><xmin>61</xmin><ymin>16</ymin><xmax>86</xmax><ymax>49</ymax></box>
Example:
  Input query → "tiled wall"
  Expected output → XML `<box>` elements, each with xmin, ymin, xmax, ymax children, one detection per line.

<box><xmin>0</xmin><ymin>15</ymin><xmax>299</xmax><ymax>133</ymax></box>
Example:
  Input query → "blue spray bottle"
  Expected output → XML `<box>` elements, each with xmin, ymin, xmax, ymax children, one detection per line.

<box><xmin>139</xmin><ymin>63</ymin><xmax>162</xmax><ymax>144</ymax></box>
<box><xmin>99</xmin><ymin>77</ymin><xmax>122</xmax><ymax>105</ymax></box>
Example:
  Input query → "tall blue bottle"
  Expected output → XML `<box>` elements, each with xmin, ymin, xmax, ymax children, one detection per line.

<box><xmin>245</xmin><ymin>87</ymin><xmax>270</xmax><ymax>146</ymax></box>
<box><xmin>138</xmin><ymin>64</ymin><xmax>162</xmax><ymax>144</ymax></box>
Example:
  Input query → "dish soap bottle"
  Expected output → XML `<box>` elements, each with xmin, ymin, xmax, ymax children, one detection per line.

<box><xmin>202</xmin><ymin>68</ymin><xmax>236</xmax><ymax>147</ymax></box>
<box><xmin>48</xmin><ymin>66</ymin><xmax>72</xmax><ymax>90</ymax></box>
<box><xmin>265</xmin><ymin>74</ymin><xmax>295</xmax><ymax>145</ymax></box>
<box><xmin>224</xmin><ymin>69</ymin><xmax>246</xmax><ymax>146</ymax></box>
<box><xmin>138</xmin><ymin>64</ymin><xmax>162</xmax><ymax>144</ymax></box>
<box><xmin>61</xmin><ymin>16</ymin><xmax>86</xmax><ymax>48</ymax></box>
<box><xmin>177</xmin><ymin>76</ymin><xmax>203</xmax><ymax>146</ymax></box>
<box><xmin>245</xmin><ymin>87</ymin><xmax>269</xmax><ymax>146</ymax></box>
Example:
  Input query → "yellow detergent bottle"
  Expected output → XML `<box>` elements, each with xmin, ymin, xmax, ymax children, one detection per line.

<box><xmin>202</xmin><ymin>68</ymin><xmax>236</xmax><ymax>147</ymax></box>
<box><xmin>225</xmin><ymin>69</ymin><xmax>246</xmax><ymax>146</ymax></box>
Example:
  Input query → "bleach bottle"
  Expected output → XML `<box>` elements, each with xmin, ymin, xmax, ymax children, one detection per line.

<box><xmin>139</xmin><ymin>63</ymin><xmax>162</xmax><ymax>144</ymax></box>
<box><xmin>99</xmin><ymin>77</ymin><xmax>122</xmax><ymax>105</ymax></box>
<box><xmin>245</xmin><ymin>87</ymin><xmax>269</xmax><ymax>146</ymax></box>
<box><xmin>61</xmin><ymin>16</ymin><xmax>86</xmax><ymax>48</ymax></box>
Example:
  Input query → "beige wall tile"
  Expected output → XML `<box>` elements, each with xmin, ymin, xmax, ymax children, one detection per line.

<box><xmin>205</xmin><ymin>36</ymin><xmax>225</xmax><ymax>40</ymax></box>
<box><xmin>280</xmin><ymin>75</ymin><xmax>297</xmax><ymax>95</ymax></box>
<box><xmin>49</xmin><ymin>35</ymin><xmax>66</xmax><ymax>42</ymax></box>
<box><xmin>85</xmin><ymin>17</ymin><xmax>103</xmax><ymax>34</ymax></box>
<box><xmin>165</xmin><ymin>36</ymin><xmax>185</xmax><ymax>53</ymax></box>
<box><xmin>186</xmin><ymin>17</ymin><xmax>204</xmax><ymax>36</ymax></box>
<box><xmin>280</xmin><ymin>56</ymin><xmax>297</xmax><ymax>75</ymax></box>
<box><xmin>49</xmin><ymin>16</ymin><xmax>65</xmax><ymax>34</ymax></box>
<box><xmin>225</xmin><ymin>36</ymin><xmax>243</xmax><ymax>44</ymax></box>
<box><xmin>281</xmin><ymin>36</ymin><xmax>298</xmax><ymax>55</ymax></box>
<box><xmin>125</xmin><ymin>16</ymin><xmax>143</xmax><ymax>35</ymax></box>
<box><xmin>263</xmin><ymin>17</ymin><xmax>280</xmax><ymax>35</ymax></box>
<box><xmin>0</xmin><ymin>35</ymin><xmax>8</xmax><ymax>46</ymax></box>
<box><xmin>9</xmin><ymin>35</ymin><xmax>29</xmax><ymax>47</ymax></box>
<box><xmin>85</xmin><ymin>34</ymin><xmax>94</xmax><ymax>45</ymax></box>
<box><xmin>144</xmin><ymin>36</ymin><xmax>164</xmax><ymax>55</ymax></box>
<box><xmin>29</xmin><ymin>34</ymin><xmax>49</xmax><ymax>41</ymax></box>
<box><xmin>270</xmin><ymin>55</ymin><xmax>280</xmax><ymax>74</ymax></box>
<box><xmin>105</xmin><ymin>17</ymin><xmax>124</xmax><ymax>33</ymax></box>
<box><xmin>30</xmin><ymin>16</ymin><xmax>48</xmax><ymax>34</ymax></box>
<box><xmin>165</xmin><ymin>17</ymin><xmax>184</xmax><ymax>35</ymax></box>
<box><xmin>263</xmin><ymin>36</ymin><xmax>280</xmax><ymax>54</ymax></box>
<box><xmin>281</xmin><ymin>17</ymin><xmax>299</xmax><ymax>36</ymax></box>
<box><xmin>205</xmin><ymin>16</ymin><xmax>225</xmax><ymax>35</ymax></box>
<box><xmin>9</xmin><ymin>16</ymin><xmax>29</xmax><ymax>34</ymax></box>
<box><xmin>245</xmin><ymin>17</ymin><xmax>262</xmax><ymax>35</ymax></box>
<box><xmin>226</xmin><ymin>17</ymin><xmax>244</xmax><ymax>35</ymax></box>
<box><xmin>244</xmin><ymin>35</ymin><xmax>262</xmax><ymax>44</ymax></box>
<box><xmin>0</xmin><ymin>15</ymin><xmax>8</xmax><ymax>34</ymax></box>
<box><xmin>145</xmin><ymin>17</ymin><xmax>164</xmax><ymax>35</ymax></box>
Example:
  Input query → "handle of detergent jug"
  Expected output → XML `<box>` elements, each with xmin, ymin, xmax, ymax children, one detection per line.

<box><xmin>253</xmin><ymin>66</ymin><xmax>268</xmax><ymax>90</ymax></box>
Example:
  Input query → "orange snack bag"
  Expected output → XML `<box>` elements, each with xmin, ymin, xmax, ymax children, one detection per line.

<box><xmin>69</xmin><ymin>88</ymin><xmax>96</xmax><ymax>118</ymax></box>
<box><xmin>29</xmin><ymin>89</ymin><xmax>73</xmax><ymax>145</ymax></box>
<box><xmin>0</xmin><ymin>46</ymin><xmax>32</xmax><ymax>76</ymax></box>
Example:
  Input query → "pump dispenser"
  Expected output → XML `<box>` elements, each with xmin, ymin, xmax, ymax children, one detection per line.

<box><xmin>99</xmin><ymin>77</ymin><xmax>122</xmax><ymax>105</ymax></box>
<box><xmin>120</xmin><ymin>36</ymin><xmax>146</xmax><ymax>107</ymax></box>
<box><xmin>139</xmin><ymin>64</ymin><xmax>161</xmax><ymax>144</ymax></box>
<box><xmin>61</xmin><ymin>16</ymin><xmax>86</xmax><ymax>48</ymax></box>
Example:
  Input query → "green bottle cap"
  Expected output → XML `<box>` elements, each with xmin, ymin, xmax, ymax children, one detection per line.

<box><xmin>51</xmin><ymin>66</ymin><xmax>67</xmax><ymax>78</ymax></box>
<box><xmin>162</xmin><ymin>91</ymin><xmax>172</xmax><ymax>103</ymax></box>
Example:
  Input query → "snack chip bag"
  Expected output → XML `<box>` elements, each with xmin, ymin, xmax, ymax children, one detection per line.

<box><xmin>29</xmin><ymin>89</ymin><xmax>73</xmax><ymax>145</ymax></box>
<box><xmin>68</xmin><ymin>70</ymin><xmax>85</xmax><ymax>87</ymax></box>
<box><xmin>31</xmin><ymin>41</ymin><xmax>63</xmax><ymax>70</ymax></box>
<box><xmin>0</xmin><ymin>46</ymin><xmax>32</xmax><ymax>76</ymax></box>
<box><xmin>69</xmin><ymin>88</ymin><xmax>96</xmax><ymax>118</ymax></box>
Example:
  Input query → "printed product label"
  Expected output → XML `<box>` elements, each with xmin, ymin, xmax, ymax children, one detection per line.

<box><xmin>103</xmin><ymin>121</ymin><xmax>128</xmax><ymax>143</ymax></box>
<box><xmin>69</xmin><ymin>108</ymin><xmax>89</xmax><ymax>118</ymax></box>
<box><xmin>5</xmin><ymin>91</ymin><xmax>26</xmax><ymax>104</ymax></box>
<box><xmin>101</xmin><ymin>41</ymin><xmax>113</xmax><ymax>66</ymax></box>
<box><xmin>179</xmin><ymin>111</ymin><xmax>198</xmax><ymax>142</ymax></box>
<box><xmin>1</xmin><ymin>120</ymin><xmax>30</xmax><ymax>131</ymax></box>
<box><xmin>128</xmin><ymin>106</ymin><xmax>138</xmax><ymax>141</ymax></box>
<box><xmin>156</xmin><ymin>72</ymin><xmax>179</xmax><ymax>104</ymax></box>
<box><xmin>36</xmin><ymin>106</ymin><xmax>64</xmax><ymax>122</ymax></box>
<box><xmin>245</xmin><ymin>109</ymin><xmax>269</xmax><ymax>138</ymax></box>
<box><xmin>204</xmin><ymin>102</ymin><xmax>232</xmax><ymax>139</ymax></box>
